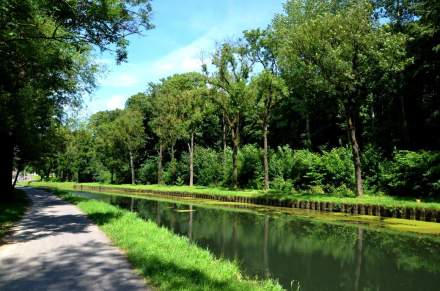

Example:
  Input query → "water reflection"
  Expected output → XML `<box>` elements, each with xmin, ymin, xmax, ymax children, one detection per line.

<box><xmin>75</xmin><ymin>192</ymin><xmax>440</xmax><ymax>291</ymax></box>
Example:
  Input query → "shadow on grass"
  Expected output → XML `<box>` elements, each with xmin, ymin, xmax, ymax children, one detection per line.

<box><xmin>86</xmin><ymin>211</ymin><xmax>123</xmax><ymax>226</ymax></box>
<box><xmin>0</xmin><ymin>189</ymin><xmax>29</xmax><ymax>243</ymax></box>
<box><xmin>130</xmin><ymin>256</ymin><xmax>235</xmax><ymax>291</ymax></box>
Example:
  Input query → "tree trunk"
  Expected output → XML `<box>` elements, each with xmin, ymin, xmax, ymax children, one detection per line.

<box><xmin>305</xmin><ymin>112</ymin><xmax>312</xmax><ymax>149</ymax></box>
<box><xmin>110</xmin><ymin>169</ymin><xmax>114</xmax><ymax>184</ymax></box>
<box><xmin>222</xmin><ymin>115</ymin><xmax>227</xmax><ymax>182</ymax></box>
<box><xmin>263</xmin><ymin>123</ymin><xmax>269</xmax><ymax>191</ymax></box>
<box><xmin>399</xmin><ymin>94</ymin><xmax>410</xmax><ymax>147</ymax></box>
<box><xmin>347</xmin><ymin>114</ymin><xmax>364</xmax><ymax>197</ymax></box>
<box><xmin>188</xmin><ymin>133</ymin><xmax>194</xmax><ymax>187</ymax></box>
<box><xmin>129</xmin><ymin>151</ymin><xmax>135</xmax><ymax>185</ymax></box>
<box><xmin>12</xmin><ymin>168</ymin><xmax>21</xmax><ymax>189</ymax></box>
<box><xmin>170</xmin><ymin>144</ymin><xmax>176</xmax><ymax>183</ymax></box>
<box><xmin>231</xmin><ymin>126</ymin><xmax>240</xmax><ymax>188</ymax></box>
<box><xmin>223</xmin><ymin>115</ymin><xmax>227</xmax><ymax>162</ymax></box>
<box><xmin>0</xmin><ymin>132</ymin><xmax>14</xmax><ymax>199</ymax></box>
<box><xmin>157</xmin><ymin>143</ymin><xmax>163</xmax><ymax>184</ymax></box>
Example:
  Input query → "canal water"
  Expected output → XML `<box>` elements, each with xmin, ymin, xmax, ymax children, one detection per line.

<box><xmin>73</xmin><ymin>191</ymin><xmax>440</xmax><ymax>291</ymax></box>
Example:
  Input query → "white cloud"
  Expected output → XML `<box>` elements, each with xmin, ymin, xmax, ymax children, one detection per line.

<box><xmin>99</xmin><ymin>72</ymin><xmax>140</xmax><ymax>88</ymax></box>
<box><xmin>150</xmin><ymin>34</ymin><xmax>213</xmax><ymax>76</ymax></box>
<box><xmin>105</xmin><ymin>95</ymin><xmax>126</xmax><ymax>110</ymax></box>
<box><xmin>87</xmin><ymin>2</ymin><xmax>284</xmax><ymax>115</ymax></box>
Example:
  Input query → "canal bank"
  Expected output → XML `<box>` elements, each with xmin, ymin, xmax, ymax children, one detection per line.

<box><xmin>65</xmin><ymin>183</ymin><xmax>440</xmax><ymax>223</ymax></box>
<box><xmin>40</xmin><ymin>186</ymin><xmax>440</xmax><ymax>291</ymax></box>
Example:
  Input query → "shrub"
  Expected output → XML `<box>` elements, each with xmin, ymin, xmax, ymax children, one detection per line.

<box><xmin>326</xmin><ymin>184</ymin><xmax>355</xmax><ymax>197</ymax></box>
<box><xmin>290</xmin><ymin>149</ymin><xmax>323</xmax><ymax>189</ymax></box>
<box><xmin>238</xmin><ymin>144</ymin><xmax>264</xmax><ymax>189</ymax></box>
<box><xmin>381</xmin><ymin>150</ymin><xmax>440</xmax><ymax>198</ymax></box>
<box><xmin>193</xmin><ymin>147</ymin><xmax>224</xmax><ymax>186</ymax></box>
<box><xmin>270</xmin><ymin>177</ymin><xmax>293</xmax><ymax>193</ymax></box>
<box><xmin>319</xmin><ymin>147</ymin><xmax>354</xmax><ymax>190</ymax></box>
<box><xmin>361</xmin><ymin>144</ymin><xmax>385</xmax><ymax>191</ymax></box>
<box><xmin>269</xmin><ymin>146</ymin><xmax>355</xmax><ymax>194</ymax></box>
<box><xmin>139</xmin><ymin>158</ymin><xmax>158</xmax><ymax>184</ymax></box>
<box><xmin>269</xmin><ymin>145</ymin><xmax>295</xmax><ymax>179</ymax></box>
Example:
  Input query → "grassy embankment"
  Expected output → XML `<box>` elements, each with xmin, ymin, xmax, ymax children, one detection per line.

<box><xmin>0</xmin><ymin>190</ymin><xmax>29</xmax><ymax>243</ymax></box>
<box><xmin>47</xmin><ymin>188</ymin><xmax>282</xmax><ymax>291</ymax></box>
<box><xmin>26</xmin><ymin>181</ymin><xmax>440</xmax><ymax>210</ymax></box>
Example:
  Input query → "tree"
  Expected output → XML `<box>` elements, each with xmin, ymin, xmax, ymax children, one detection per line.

<box><xmin>0</xmin><ymin>0</ymin><xmax>153</xmax><ymax>198</ymax></box>
<box><xmin>274</xmin><ymin>0</ymin><xmax>409</xmax><ymax>196</ymax></box>
<box><xmin>114</xmin><ymin>110</ymin><xmax>145</xmax><ymax>184</ymax></box>
<box><xmin>90</xmin><ymin>110</ymin><xmax>126</xmax><ymax>184</ymax></box>
<box><xmin>163</xmin><ymin>73</ymin><xmax>207</xmax><ymax>186</ymax></box>
<box><xmin>65</xmin><ymin>127</ymin><xmax>96</xmax><ymax>183</ymax></box>
<box><xmin>245</xmin><ymin>28</ymin><xmax>288</xmax><ymax>190</ymax></box>
<box><xmin>204</xmin><ymin>42</ymin><xmax>255</xmax><ymax>188</ymax></box>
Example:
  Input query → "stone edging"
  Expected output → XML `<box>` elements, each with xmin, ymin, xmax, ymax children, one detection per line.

<box><xmin>73</xmin><ymin>184</ymin><xmax>440</xmax><ymax>223</ymax></box>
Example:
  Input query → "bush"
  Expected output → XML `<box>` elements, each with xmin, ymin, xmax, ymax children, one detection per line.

<box><xmin>238</xmin><ymin>144</ymin><xmax>263</xmax><ymax>189</ymax></box>
<box><xmin>381</xmin><ymin>150</ymin><xmax>440</xmax><ymax>198</ymax></box>
<box><xmin>269</xmin><ymin>146</ymin><xmax>355</xmax><ymax>194</ymax></box>
<box><xmin>326</xmin><ymin>184</ymin><xmax>355</xmax><ymax>197</ymax></box>
<box><xmin>269</xmin><ymin>145</ymin><xmax>295</xmax><ymax>179</ymax></box>
<box><xmin>319</xmin><ymin>147</ymin><xmax>354</xmax><ymax>191</ymax></box>
<box><xmin>139</xmin><ymin>158</ymin><xmax>158</xmax><ymax>184</ymax></box>
<box><xmin>361</xmin><ymin>144</ymin><xmax>385</xmax><ymax>191</ymax></box>
<box><xmin>193</xmin><ymin>147</ymin><xmax>224</xmax><ymax>186</ymax></box>
<box><xmin>271</xmin><ymin>177</ymin><xmax>293</xmax><ymax>193</ymax></box>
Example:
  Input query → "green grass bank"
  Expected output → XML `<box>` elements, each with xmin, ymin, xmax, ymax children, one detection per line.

<box><xmin>26</xmin><ymin>181</ymin><xmax>440</xmax><ymax>222</ymax></box>
<box><xmin>51</xmin><ymin>188</ymin><xmax>282</xmax><ymax>291</ymax></box>
<box><xmin>0</xmin><ymin>190</ymin><xmax>29</xmax><ymax>244</ymax></box>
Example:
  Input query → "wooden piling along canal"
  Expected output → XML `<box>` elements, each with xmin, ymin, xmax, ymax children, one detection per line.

<box><xmin>73</xmin><ymin>184</ymin><xmax>440</xmax><ymax>223</ymax></box>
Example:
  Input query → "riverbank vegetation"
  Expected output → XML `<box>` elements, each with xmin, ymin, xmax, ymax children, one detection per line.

<box><xmin>53</xmin><ymin>189</ymin><xmax>282</xmax><ymax>290</ymax></box>
<box><xmin>3</xmin><ymin>0</ymin><xmax>439</xmax><ymax>202</ymax></box>
<box><xmin>27</xmin><ymin>181</ymin><xmax>440</xmax><ymax>211</ymax></box>
<box><xmin>0</xmin><ymin>190</ymin><xmax>28</xmax><ymax>243</ymax></box>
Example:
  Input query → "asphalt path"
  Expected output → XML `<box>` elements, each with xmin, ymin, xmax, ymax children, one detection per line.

<box><xmin>0</xmin><ymin>187</ymin><xmax>150</xmax><ymax>291</ymax></box>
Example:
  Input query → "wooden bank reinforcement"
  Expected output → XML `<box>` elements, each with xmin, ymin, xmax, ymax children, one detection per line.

<box><xmin>72</xmin><ymin>184</ymin><xmax>440</xmax><ymax>223</ymax></box>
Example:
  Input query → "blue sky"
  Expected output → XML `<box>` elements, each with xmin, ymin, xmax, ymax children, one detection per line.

<box><xmin>85</xmin><ymin>0</ymin><xmax>284</xmax><ymax>115</ymax></box>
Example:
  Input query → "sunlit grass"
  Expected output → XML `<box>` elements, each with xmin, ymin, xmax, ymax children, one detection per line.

<box><xmin>53</xmin><ymin>189</ymin><xmax>282</xmax><ymax>291</ymax></box>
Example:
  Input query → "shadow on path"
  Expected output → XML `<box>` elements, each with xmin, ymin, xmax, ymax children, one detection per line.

<box><xmin>0</xmin><ymin>188</ymin><xmax>148</xmax><ymax>291</ymax></box>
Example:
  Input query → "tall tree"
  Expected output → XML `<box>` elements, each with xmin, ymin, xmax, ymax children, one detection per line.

<box><xmin>245</xmin><ymin>28</ymin><xmax>288</xmax><ymax>190</ymax></box>
<box><xmin>0</xmin><ymin>0</ymin><xmax>153</xmax><ymax>198</ymax></box>
<box><xmin>204</xmin><ymin>42</ymin><xmax>255</xmax><ymax>188</ymax></box>
<box><xmin>90</xmin><ymin>110</ymin><xmax>126</xmax><ymax>184</ymax></box>
<box><xmin>114</xmin><ymin>110</ymin><xmax>145</xmax><ymax>184</ymax></box>
<box><xmin>274</xmin><ymin>0</ymin><xmax>409</xmax><ymax>196</ymax></box>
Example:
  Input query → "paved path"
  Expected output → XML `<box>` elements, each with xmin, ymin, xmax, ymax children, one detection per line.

<box><xmin>0</xmin><ymin>187</ymin><xmax>150</xmax><ymax>291</ymax></box>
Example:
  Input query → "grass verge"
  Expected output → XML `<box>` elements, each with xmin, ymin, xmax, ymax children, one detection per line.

<box><xmin>52</xmin><ymin>189</ymin><xmax>282</xmax><ymax>291</ymax></box>
<box><xmin>0</xmin><ymin>189</ymin><xmax>29</xmax><ymax>244</ymax></box>
<box><xmin>25</xmin><ymin>181</ymin><xmax>440</xmax><ymax>210</ymax></box>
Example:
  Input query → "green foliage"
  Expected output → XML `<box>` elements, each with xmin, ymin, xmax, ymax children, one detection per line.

<box><xmin>270</xmin><ymin>177</ymin><xmax>293</xmax><ymax>193</ymax></box>
<box><xmin>193</xmin><ymin>147</ymin><xmax>225</xmax><ymax>186</ymax></box>
<box><xmin>139</xmin><ymin>158</ymin><xmax>158</xmax><ymax>184</ymax></box>
<box><xmin>269</xmin><ymin>146</ymin><xmax>354</xmax><ymax>195</ymax></box>
<box><xmin>238</xmin><ymin>145</ymin><xmax>264</xmax><ymax>189</ymax></box>
<box><xmin>0</xmin><ymin>0</ymin><xmax>153</xmax><ymax>193</ymax></box>
<box><xmin>382</xmin><ymin>151</ymin><xmax>440</xmax><ymax>198</ymax></box>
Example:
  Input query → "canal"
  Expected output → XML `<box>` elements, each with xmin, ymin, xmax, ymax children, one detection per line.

<box><xmin>73</xmin><ymin>191</ymin><xmax>440</xmax><ymax>291</ymax></box>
